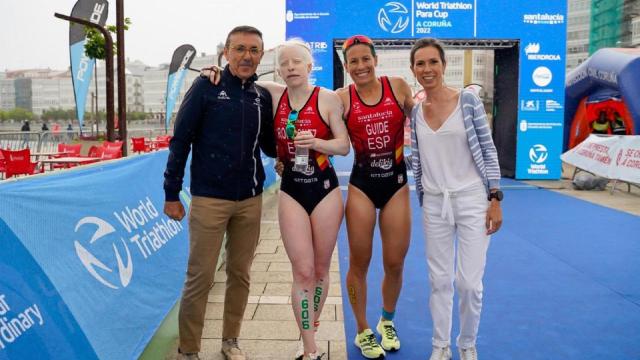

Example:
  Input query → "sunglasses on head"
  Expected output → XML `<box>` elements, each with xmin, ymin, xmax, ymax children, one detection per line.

<box><xmin>285</xmin><ymin>110</ymin><xmax>299</xmax><ymax>139</ymax></box>
<box><xmin>342</xmin><ymin>35</ymin><xmax>374</xmax><ymax>53</ymax></box>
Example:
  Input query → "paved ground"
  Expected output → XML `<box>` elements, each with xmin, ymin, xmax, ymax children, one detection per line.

<box><xmin>169</xmin><ymin>187</ymin><xmax>347</xmax><ymax>360</ymax></box>
<box><xmin>170</xmin><ymin>164</ymin><xmax>639</xmax><ymax>360</ymax></box>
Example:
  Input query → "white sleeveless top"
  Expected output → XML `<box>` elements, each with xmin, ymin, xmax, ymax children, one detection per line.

<box><xmin>415</xmin><ymin>96</ymin><xmax>483</xmax><ymax>223</ymax></box>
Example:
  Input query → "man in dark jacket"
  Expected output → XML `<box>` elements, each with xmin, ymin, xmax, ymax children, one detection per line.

<box><xmin>163</xmin><ymin>26</ymin><xmax>275</xmax><ymax>360</ymax></box>
<box><xmin>20</xmin><ymin>120</ymin><xmax>31</xmax><ymax>147</ymax></box>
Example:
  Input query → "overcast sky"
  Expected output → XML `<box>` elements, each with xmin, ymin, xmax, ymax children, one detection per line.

<box><xmin>0</xmin><ymin>0</ymin><xmax>285</xmax><ymax>71</ymax></box>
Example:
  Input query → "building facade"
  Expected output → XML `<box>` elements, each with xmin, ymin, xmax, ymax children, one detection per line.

<box><xmin>0</xmin><ymin>73</ymin><xmax>16</xmax><ymax>111</ymax></box>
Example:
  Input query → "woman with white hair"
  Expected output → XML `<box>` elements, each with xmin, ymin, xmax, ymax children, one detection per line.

<box><xmin>204</xmin><ymin>39</ymin><xmax>350</xmax><ymax>360</ymax></box>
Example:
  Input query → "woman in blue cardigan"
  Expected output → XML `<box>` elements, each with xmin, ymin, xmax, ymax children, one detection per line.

<box><xmin>408</xmin><ymin>38</ymin><xmax>503</xmax><ymax>360</ymax></box>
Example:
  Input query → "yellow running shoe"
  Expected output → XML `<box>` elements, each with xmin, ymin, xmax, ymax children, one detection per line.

<box><xmin>354</xmin><ymin>328</ymin><xmax>386</xmax><ymax>359</ymax></box>
<box><xmin>376</xmin><ymin>318</ymin><xmax>400</xmax><ymax>351</ymax></box>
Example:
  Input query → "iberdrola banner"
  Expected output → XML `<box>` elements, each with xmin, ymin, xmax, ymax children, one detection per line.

<box><xmin>165</xmin><ymin>44</ymin><xmax>196</xmax><ymax>131</ymax></box>
<box><xmin>69</xmin><ymin>0</ymin><xmax>109</xmax><ymax>129</ymax></box>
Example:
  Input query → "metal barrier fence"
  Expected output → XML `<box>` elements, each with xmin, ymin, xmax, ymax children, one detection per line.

<box><xmin>0</xmin><ymin>128</ymin><xmax>172</xmax><ymax>155</ymax></box>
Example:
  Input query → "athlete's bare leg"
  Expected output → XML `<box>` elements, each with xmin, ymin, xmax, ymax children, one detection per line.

<box><xmin>345</xmin><ymin>184</ymin><xmax>377</xmax><ymax>332</ymax></box>
<box><xmin>378</xmin><ymin>185</ymin><xmax>411</xmax><ymax>316</ymax></box>
<box><xmin>310</xmin><ymin>188</ymin><xmax>344</xmax><ymax>331</ymax></box>
<box><xmin>280</xmin><ymin>188</ymin><xmax>343</xmax><ymax>356</ymax></box>
<box><xmin>279</xmin><ymin>191</ymin><xmax>318</xmax><ymax>355</ymax></box>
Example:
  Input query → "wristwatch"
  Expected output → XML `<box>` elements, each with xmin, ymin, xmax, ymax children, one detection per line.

<box><xmin>488</xmin><ymin>190</ymin><xmax>504</xmax><ymax>202</ymax></box>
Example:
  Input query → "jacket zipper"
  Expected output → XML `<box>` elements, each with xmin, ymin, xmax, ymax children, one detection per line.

<box><xmin>237</xmin><ymin>83</ymin><xmax>246</xmax><ymax>200</ymax></box>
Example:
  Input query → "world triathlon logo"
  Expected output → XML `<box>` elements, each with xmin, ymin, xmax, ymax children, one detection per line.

<box><xmin>74</xmin><ymin>216</ymin><xmax>133</xmax><ymax>290</ymax></box>
<box><xmin>529</xmin><ymin>144</ymin><xmax>548</xmax><ymax>164</ymax></box>
<box><xmin>378</xmin><ymin>2</ymin><xmax>410</xmax><ymax>34</ymax></box>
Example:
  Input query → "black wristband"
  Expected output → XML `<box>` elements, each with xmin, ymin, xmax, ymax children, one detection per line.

<box><xmin>488</xmin><ymin>190</ymin><xmax>504</xmax><ymax>202</ymax></box>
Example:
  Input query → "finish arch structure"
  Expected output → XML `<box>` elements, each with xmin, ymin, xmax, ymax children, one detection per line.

<box><xmin>286</xmin><ymin>0</ymin><xmax>567</xmax><ymax>179</ymax></box>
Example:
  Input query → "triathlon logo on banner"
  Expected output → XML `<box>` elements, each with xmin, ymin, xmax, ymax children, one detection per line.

<box><xmin>378</xmin><ymin>2</ymin><xmax>410</xmax><ymax>33</ymax></box>
<box><xmin>69</xmin><ymin>0</ymin><xmax>109</xmax><ymax>129</ymax></box>
<box><xmin>528</xmin><ymin>144</ymin><xmax>550</xmax><ymax>175</ymax></box>
<box><xmin>165</xmin><ymin>44</ymin><xmax>196</xmax><ymax>131</ymax></box>
<box><xmin>74</xmin><ymin>217</ymin><xmax>134</xmax><ymax>290</ymax></box>
<box><xmin>74</xmin><ymin>196</ymin><xmax>186</xmax><ymax>290</ymax></box>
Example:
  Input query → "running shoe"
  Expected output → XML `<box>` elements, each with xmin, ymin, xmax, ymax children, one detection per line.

<box><xmin>354</xmin><ymin>328</ymin><xmax>385</xmax><ymax>359</ymax></box>
<box><xmin>294</xmin><ymin>340</ymin><xmax>304</xmax><ymax>360</ymax></box>
<box><xmin>302</xmin><ymin>352</ymin><xmax>326</xmax><ymax>360</ymax></box>
<box><xmin>429</xmin><ymin>346</ymin><xmax>452</xmax><ymax>360</ymax></box>
<box><xmin>375</xmin><ymin>318</ymin><xmax>400</xmax><ymax>351</ymax></box>
<box><xmin>458</xmin><ymin>346</ymin><xmax>479</xmax><ymax>360</ymax></box>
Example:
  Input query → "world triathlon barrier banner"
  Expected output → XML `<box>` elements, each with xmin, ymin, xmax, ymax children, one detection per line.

<box><xmin>0</xmin><ymin>151</ymin><xmax>277</xmax><ymax>359</ymax></box>
<box><xmin>0</xmin><ymin>152</ymin><xmax>189</xmax><ymax>359</ymax></box>
<box><xmin>561</xmin><ymin>134</ymin><xmax>640</xmax><ymax>184</ymax></box>
<box><xmin>286</xmin><ymin>0</ymin><xmax>567</xmax><ymax>179</ymax></box>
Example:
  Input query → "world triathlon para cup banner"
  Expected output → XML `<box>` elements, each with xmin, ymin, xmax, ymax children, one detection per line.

<box><xmin>0</xmin><ymin>152</ymin><xmax>190</xmax><ymax>360</ymax></box>
<box><xmin>286</xmin><ymin>0</ymin><xmax>567</xmax><ymax>179</ymax></box>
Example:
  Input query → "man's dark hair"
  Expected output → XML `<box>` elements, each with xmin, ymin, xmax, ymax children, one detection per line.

<box><xmin>225</xmin><ymin>25</ymin><xmax>263</xmax><ymax>49</ymax></box>
<box><xmin>410</xmin><ymin>37</ymin><xmax>446</xmax><ymax>67</ymax></box>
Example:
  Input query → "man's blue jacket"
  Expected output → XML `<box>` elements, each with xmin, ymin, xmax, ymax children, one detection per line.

<box><xmin>164</xmin><ymin>66</ymin><xmax>275</xmax><ymax>202</ymax></box>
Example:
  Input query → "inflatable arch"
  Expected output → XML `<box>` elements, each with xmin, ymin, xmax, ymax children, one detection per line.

<box><xmin>564</xmin><ymin>48</ymin><xmax>640</xmax><ymax>150</ymax></box>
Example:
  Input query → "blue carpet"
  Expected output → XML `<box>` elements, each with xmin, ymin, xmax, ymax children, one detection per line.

<box><xmin>333</xmin><ymin>153</ymin><xmax>640</xmax><ymax>359</ymax></box>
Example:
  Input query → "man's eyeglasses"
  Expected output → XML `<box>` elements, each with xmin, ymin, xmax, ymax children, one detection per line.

<box><xmin>342</xmin><ymin>35</ymin><xmax>374</xmax><ymax>54</ymax></box>
<box><xmin>229</xmin><ymin>45</ymin><xmax>263</xmax><ymax>57</ymax></box>
<box><xmin>285</xmin><ymin>110</ymin><xmax>299</xmax><ymax>139</ymax></box>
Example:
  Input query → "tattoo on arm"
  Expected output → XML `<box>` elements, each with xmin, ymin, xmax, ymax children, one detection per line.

<box><xmin>337</xmin><ymin>102</ymin><xmax>345</xmax><ymax>120</ymax></box>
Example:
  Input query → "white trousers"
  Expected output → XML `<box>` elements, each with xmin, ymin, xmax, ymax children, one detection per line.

<box><xmin>421</xmin><ymin>184</ymin><xmax>490</xmax><ymax>349</ymax></box>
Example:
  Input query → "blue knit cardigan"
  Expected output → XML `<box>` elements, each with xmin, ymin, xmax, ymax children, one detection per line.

<box><xmin>409</xmin><ymin>89</ymin><xmax>501</xmax><ymax>206</ymax></box>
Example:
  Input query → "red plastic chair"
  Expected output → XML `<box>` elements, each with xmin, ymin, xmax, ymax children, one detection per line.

<box><xmin>1</xmin><ymin>149</ymin><xmax>41</xmax><ymax>178</ymax></box>
<box><xmin>131</xmin><ymin>137</ymin><xmax>150</xmax><ymax>153</ymax></box>
<box><xmin>82</xmin><ymin>146</ymin><xmax>103</xmax><ymax>165</ymax></box>
<box><xmin>103</xmin><ymin>140</ymin><xmax>123</xmax><ymax>149</ymax></box>
<box><xmin>101</xmin><ymin>146</ymin><xmax>122</xmax><ymax>160</ymax></box>
<box><xmin>53</xmin><ymin>143</ymin><xmax>83</xmax><ymax>169</ymax></box>
<box><xmin>87</xmin><ymin>145</ymin><xmax>104</xmax><ymax>158</ymax></box>
<box><xmin>154</xmin><ymin>135</ymin><xmax>171</xmax><ymax>149</ymax></box>
<box><xmin>0</xmin><ymin>151</ymin><xmax>6</xmax><ymax>179</ymax></box>
<box><xmin>64</xmin><ymin>143</ymin><xmax>82</xmax><ymax>156</ymax></box>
